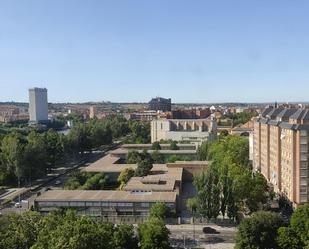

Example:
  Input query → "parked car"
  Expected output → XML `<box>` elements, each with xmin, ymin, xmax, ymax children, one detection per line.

<box><xmin>14</xmin><ymin>202</ymin><xmax>21</xmax><ymax>208</ymax></box>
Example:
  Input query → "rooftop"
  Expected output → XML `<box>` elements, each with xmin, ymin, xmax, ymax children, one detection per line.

<box><xmin>109</xmin><ymin>148</ymin><xmax>196</xmax><ymax>155</ymax></box>
<box><xmin>35</xmin><ymin>190</ymin><xmax>177</xmax><ymax>203</ymax></box>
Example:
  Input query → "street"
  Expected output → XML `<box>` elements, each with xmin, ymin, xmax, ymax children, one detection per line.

<box><xmin>168</xmin><ymin>224</ymin><xmax>236</xmax><ymax>249</ymax></box>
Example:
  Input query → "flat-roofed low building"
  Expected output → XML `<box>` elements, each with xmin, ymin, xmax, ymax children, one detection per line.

<box><xmin>34</xmin><ymin>190</ymin><xmax>177</xmax><ymax>217</ymax></box>
<box><xmin>167</xmin><ymin>161</ymin><xmax>209</xmax><ymax>181</ymax></box>
<box><xmin>124</xmin><ymin>166</ymin><xmax>183</xmax><ymax>195</ymax></box>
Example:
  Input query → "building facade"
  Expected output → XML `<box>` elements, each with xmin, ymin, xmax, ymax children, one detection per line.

<box><xmin>151</xmin><ymin>118</ymin><xmax>217</xmax><ymax>145</ymax></box>
<box><xmin>29</xmin><ymin>87</ymin><xmax>48</xmax><ymax>123</ymax></box>
<box><xmin>149</xmin><ymin>97</ymin><xmax>171</xmax><ymax>112</ymax></box>
<box><xmin>253</xmin><ymin>107</ymin><xmax>309</xmax><ymax>206</ymax></box>
<box><xmin>171</xmin><ymin>108</ymin><xmax>211</xmax><ymax>119</ymax></box>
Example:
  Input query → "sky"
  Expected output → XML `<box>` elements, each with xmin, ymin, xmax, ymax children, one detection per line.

<box><xmin>0</xmin><ymin>0</ymin><xmax>309</xmax><ymax>103</ymax></box>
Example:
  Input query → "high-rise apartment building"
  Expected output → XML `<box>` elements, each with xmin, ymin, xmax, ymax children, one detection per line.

<box><xmin>29</xmin><ymin>87</ymin><xmax>48</xmax><ymax>123</ymax></box>
<box><xmin>253</xmin><ymin>107</ymin><xmax>309</xmax><ymax>206</ymax></box>
<box><xmin>149</xmin><ymin>97</ymin><xmax>171</xmax><ymax>112</ymax></box>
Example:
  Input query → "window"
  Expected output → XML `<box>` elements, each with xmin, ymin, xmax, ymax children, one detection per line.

<box><xmin>141</xmin><ymin>203</ymin><xmax>149</xmax><ymax>207</ymax></box>
<box><xmin>301</xmin><ymin>169</ymin><xmax>307</xmax><ymax>177</ymax></box>
<box><xmin>300</xmin><ymin>178</ymin><xmax>307</xmax><ymax>186</ymax></box>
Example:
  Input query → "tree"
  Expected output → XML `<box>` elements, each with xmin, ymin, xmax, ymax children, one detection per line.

<box><xmin>32</xmin><ymin>210</ymin><xmax>114</xmax><ymax>249</ymax></box>
<box><xmin>169</xmin><ymin>141</ymin><xmax>179</xmax><ymax>150</ymax></box>
<box><xmin>24</xmin><ymin>131</ymin><xmax>48</xmax><ymax>183</ymax></box>
<box><xmin>89</xmin><ymin>121</ymin><xmax>112</xmax><ymax>148</ymax></box>
<box><xmin>134</xmin><ymin>159</ymin><xmax>153</xmax><ymax>177</ymax></box>
<box><xmin>44</xmin><ymin>129</ymin><xmax>64</xmax><ymax>172</ymax></box>
<box><xmin>118</xmin><ymin>167</ymin><xmax>135</xmax><ymax>189</ymax></box>
<box><xmin>196</xmin><ymin>142</ymin><xmax>209</xmax><ymax>161</ymax></box>
<box><xmin>194</xmin><ymin>166</ymin><xmax>220</xmax><ymax>220</ymax></box>
<box><xmin>150</xmin><ymin>202</ymin><xmax>171</xmax><ymax>219</ymax></box>
<box><xmin>219</xmin><ymin>130</ymin><xmax>229</xmax><ymax>138</ymax></box>
<box><xmin>80</xmin><ymin>173</ymin><xmax>109</xmax><ymax>190</ymax></box>
<box><xmin>235</xmin><ymin>211</ymin><xmax>284</xmax><ymax>249</ymax></box>
<box><xmin>219</xmin><ymin>162</ymin><xmax>231</xmax><ymax>218</ymax></box>
<box><xmin>151</xmin><ymin>150</ymin><xmax>164</xmax><ymax>164</ymax></box>
<box><xmin>0</xmin><ymin>132</ymin><xmax>25</xmax><ymax>185</ymax></box>
<box><xmin>126</xmin><ymin>150</ymin><xmax>141</xmax><ymax>164</ymax></box>
<box><xmin>67</xmin><ymin>124</ymin><xmax>92</xmax><ymax>154</ymax></box>
<box><xmin>186</xmin><ymin>197</ymin><xmax>198</xmax><ymax>213</ymax></box>
<box><xmin>289</xmin><ymin>204</ymin><xmax>309</xmax><ymax>245</ymax></box>
<box><xmin>151</xmin><ymin>141</ymin><xmax>161</xmax><ymax>150</ymax></box>
<box><xmin>0</xmin><ymin>211</ymin><xmax>42</xmax><ymax>249</ymax></box>
<box><xmin>138</xmin><ymin>218</ymin><xmax>171</xmax><ymax>249</ymax></box>
<box><xmin>113</xmin><ymin>224</ymin><xmax>138</xmax><ymax>249</ymax></box>
<box><xmin>129</xmin><ymin>122</ymin><xmax>151</xmax><ymax>144</ymax></box>
<box><xmin>277</xmin><ymin>227</ymin><xmax>304</xmax><ymax>249</ymax></box>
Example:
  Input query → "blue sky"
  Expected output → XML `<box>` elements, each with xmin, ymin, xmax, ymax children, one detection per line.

<box><xmin>0</xmin><ymin>0</ymin><xmax>308</xmax><ymax>103</ymax></box>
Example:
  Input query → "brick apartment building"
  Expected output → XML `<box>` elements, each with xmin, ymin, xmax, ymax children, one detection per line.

<box><xmin>253</xmin><ymin>107</ymin><xmax>309</xmax><ymax>206</ymax></box>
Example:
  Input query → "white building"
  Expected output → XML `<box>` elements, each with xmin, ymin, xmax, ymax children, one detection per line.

<box><xmin>151</xmin><ymin>118</ymin><xmax>217</xmax><ymax>146</ymax></box>
<box><xmin>29</xmin><ymin>88</ymin><xmax>48</xmax><ymax>123</ymax></box>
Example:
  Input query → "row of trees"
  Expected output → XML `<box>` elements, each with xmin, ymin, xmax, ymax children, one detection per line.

<box><xmin>0</xmin><ymin>209</ymin><xmax>172</xmax><ymax>249</ymax></box>
<box><xmin>0</xmin><ymin>116</ymin><xmax>148</xmax><ymax>187</ymax></box>
<box><xmin>64</xmin><ymin>172</ymin><xmax>110</xmax><ymax>190</ymax></box>
<box><xmin>235</xmin><ymin>204</ymin><xmax>309</xmax><ymax>249</ymax></box>
<box><xmin>0</xmin><ymin>129</ymin><xmax>65</xmax><ymax>186</ymax></box>
<box><xmin>192</xmin><ymin>135</ymin><xmax>272</xmax><ymax>221</ymax></box>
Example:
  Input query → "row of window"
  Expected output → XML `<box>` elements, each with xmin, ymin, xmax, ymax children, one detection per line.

<box><xmin>38</xmin><ymin>201</ymin><xmax>175</xmax><ymax>209</ymax></box>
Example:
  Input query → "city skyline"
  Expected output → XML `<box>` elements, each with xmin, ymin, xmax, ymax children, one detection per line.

<box><xmin>1</xmin><ymin>0</ymin><xmax>309</xmax><ymax>103</ymax></box>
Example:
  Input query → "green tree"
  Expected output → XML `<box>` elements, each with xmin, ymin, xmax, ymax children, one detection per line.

<box><xmin>151</xmin><ymin>150</ymin><xmax>164</xmax><ymax>164</ymax></box>
<box><xmin>138</xmin><ymin>218</ymin><xmax>171</xmax><ymax>249</ymax></box>
<box><xmin>277</xmin><ymin>227</ymin><xmax>304</xmax><ymax>249</ymax></box>
<box><xmin>186</xmin><ymin>197</ymin><xmax>198</xmax><ymax>213</ymax></box>
<box><xmin>0</xmin><ymin>132</ymin><xmax>25</xmax><ymax>185</ymax></box>
<box><xmin>24</xmin><ymin>131</ymin><xmax>48</xmax><ymax>183</ymax></box>
<box><xmin>235</xmin><ymin>211</ymin><xmax>284</xmax><ymax>249</ymax></box>
<box><xmin>0</xmin><ymin>211</ymin><xmax>42</xmax><ymax>249</ymax></box>
<box><xmin>196</xmin><ymin>142</ymin><xmax>209</xmax><ymax>161</ymax></box>
<box><xmin>113</xmin><ymin>224</ymin><xmax>138</xmax><ymax>249</ymax></box>
<box><xmin>151</xmin><ymin>141</ymin><xmax>161</xmax><ymax>150</ymax></box>
<box><xmin>80</xmin><ymin>173</ymin><xmax>109</xmax><ymax>190</ymax></box>
<box><xmin>118</xmin><ymin>167</ymin><xmax>135</xmax><ymax>189</ymax></box>
<box><xmin>289</xmin><ymin>204</ymin><xmax>309</xmax><ymax>245</ymax></box>
<box><xmin>134</xmin><ymin>159</ymin><xmax>153</xmax><ymax>177</ymax></box>
<box><xmin>194</xmin><ymin>166</ymin><xmax>220</xmax><ymax>220</ymax></box>
<box><xmin>169</xmin><ymin>141</ymin><xmax>179</xmax><ymax>150</ymax></box>
<box><xmin>67</xmin><ymin>124</ymin><xmax>92</xmax><ymax>154</ymax></box>
<box><xmin>44</xmin><ymin>129</ymin><xmax>64</xmax><ymax>172</ymax></box>
<box><xmin>126</xmin><ymin>150</ymin><xmax>141</xmax><ymax>164</ymax></box>
<box><xmin>129</xmin><ymin>122</ymin><xmax>151</xmax><ymax>144</ymax></box>
<box><xmin>32</xmin><ymin>210</ymin><xmax>114</xmax><ymax>249</ymax></box>
<box><xmin>89</xmin><ymin>121</ymin><xmax>112</xmax><ymax>148</ymax></box>
<box><xmin>150</xmin><ymin>202</ymin><xmax>171</xmax><ymax>219</ymax></box>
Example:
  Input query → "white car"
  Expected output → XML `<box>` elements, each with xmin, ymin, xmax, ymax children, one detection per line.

<box><xmin>14</xmin><ymin>202</ymin><xmax>21</xmax><ymax>208</ymax></box>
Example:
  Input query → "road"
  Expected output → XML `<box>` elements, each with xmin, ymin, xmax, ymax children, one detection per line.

<box><xmin>168</xmin><ymin>224</ymin><xmax>236</xmax><ymax>249</ymax></box>
<box><xmin>0</xmin><ymin>140</ymin><xmax>124</xmax><ymax>215</ymax></box>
